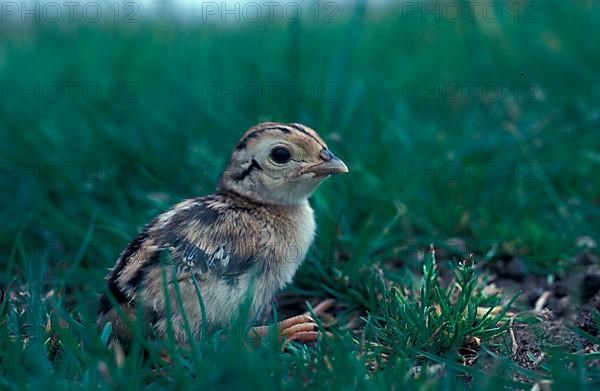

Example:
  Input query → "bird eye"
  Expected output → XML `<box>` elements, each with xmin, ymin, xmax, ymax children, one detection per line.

<box><xmin>269</xmin><ymin>146</ymin><xmax>291</xmax><ymax>164</ymax></box>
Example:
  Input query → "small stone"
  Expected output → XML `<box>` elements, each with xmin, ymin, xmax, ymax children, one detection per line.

<box><xmin>555</xmin><ymin>297</ymin><xmax>570</xmax><ymax>316</ymax></box>
<box><xmin>576</xmin><ymin>236</ymin><xmax>597</xmax><ymax>249</ymax></box>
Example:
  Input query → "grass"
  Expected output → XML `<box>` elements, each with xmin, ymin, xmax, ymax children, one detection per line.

<box><xmin>1</xmin><ymin>0</ymin><xmax>599</xmax><ymax>389</ymax></box>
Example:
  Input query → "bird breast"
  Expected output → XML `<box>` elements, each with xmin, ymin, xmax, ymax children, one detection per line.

<box><xmin>251</xmin><ymin>200</ymin><xmax>316</xmax><ymax>312</ymax></box>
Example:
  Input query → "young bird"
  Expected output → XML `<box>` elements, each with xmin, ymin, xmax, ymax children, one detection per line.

<box><xmin>98</xmin><ymin>122</ymin><xmax>348</xmax><ymax>347</ymax></box>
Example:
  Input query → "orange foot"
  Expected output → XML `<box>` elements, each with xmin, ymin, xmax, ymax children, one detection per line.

<box><xmin>249</xmin><ymin>299</ymin><xmax>335</xmax><ymax>350</ymax></box>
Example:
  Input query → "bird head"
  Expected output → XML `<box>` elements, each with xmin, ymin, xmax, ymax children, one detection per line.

<box><xmin>219</xmin><ymin>122</ymin><xmax>348</xmax><ymax>205</ymax></box>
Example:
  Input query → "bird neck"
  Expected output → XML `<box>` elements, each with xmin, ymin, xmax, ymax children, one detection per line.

<box><xmin>217</xmin><ymin>187</ymin><xmax>310</xmax><ymax>214</ymax></box>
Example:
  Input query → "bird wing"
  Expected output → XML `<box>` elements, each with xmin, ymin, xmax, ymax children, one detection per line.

<box><xmin>100</xmin><ymin>194</ymin><xmax>265</xmax><ymax>318</ymax></box>
<box><xmin>148</xmin><ymin>196</ymin><xmax>261</xmax><ymax>282</ymax></box>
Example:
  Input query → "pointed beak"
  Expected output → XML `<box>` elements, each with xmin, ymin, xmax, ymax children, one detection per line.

<box><xmin>303</xmin><ymin>148</ymin><xmax>349</xmax><ymax>177</ymax></box>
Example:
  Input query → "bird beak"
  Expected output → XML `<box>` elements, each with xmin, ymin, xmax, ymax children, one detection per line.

<box><xmin>303</xmin><ymin>149</ymin><xmax>349</xmax><ymax>177</ymax></box>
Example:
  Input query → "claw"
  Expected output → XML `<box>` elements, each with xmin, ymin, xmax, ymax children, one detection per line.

<box><xmin>307</xmin><ymin>298</ymin><xmax>335</xmax><ymax>317</ymax></box>
<box><xmin>281</xmin><ymin>331</ymin><xmax>319</xmax><ymax>351</ymax></box>
<box><xmin>277</xmin><ymin>314</ymin><xmax>314</xmax><ymax>331</ymax></box>
<box><xmin>281</xmin><ymin>322</ymin><xmax>317</xmax><ymax>338</ymax></box>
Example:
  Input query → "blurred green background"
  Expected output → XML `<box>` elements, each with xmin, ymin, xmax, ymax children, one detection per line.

<box><xmin>0</xmin><ymin>0</ymin><xmax>599</xmax><ymax>388</ymax></box>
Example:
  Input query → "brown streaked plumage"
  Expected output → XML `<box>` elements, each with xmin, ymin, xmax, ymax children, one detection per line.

<box><xmin>98</xmin><ymin>122</ymin><xmax>348</xmax><ymax>346</ymax></box>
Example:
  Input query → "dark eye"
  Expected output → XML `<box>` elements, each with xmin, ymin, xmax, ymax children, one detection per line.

<box><xmin>270</xmin><ymin>146</ymin><xmax>291</xmax><ymax>164</ymax></box>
